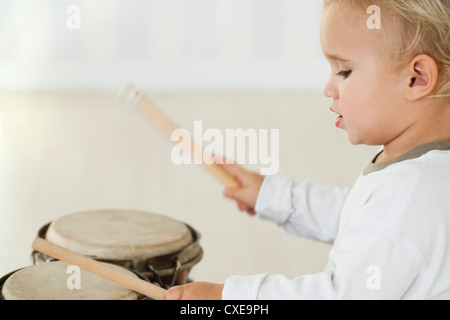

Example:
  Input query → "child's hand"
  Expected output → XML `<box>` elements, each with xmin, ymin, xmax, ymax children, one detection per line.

<box><xmin>216</xmin><ymin>159</ymin><xmax>265</xmax><ymax>216</ymax></box>
<box><xmin>163</xmin><ymin>282</ymin><xmax>224</xmax><ymax>300</ymax></box>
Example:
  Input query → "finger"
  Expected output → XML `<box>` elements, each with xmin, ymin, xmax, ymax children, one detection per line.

<box><xmin>213</xmin><ymin>154</ymin><xmax>226</xmax><ymax>165</ymax></box>
<box><xmin>213</xmin><ymin>154</ymin><xmax>240</xmax><ymax>165</ymax></box>
<box><xmin>223</xmin><ymin>187</ymin><xmax>246</xmax><ymax>203</ymax></box>
<box><xmin>217</xmin><ymin>160</ymin><xmax>245</xmax><ymax>178</ymax></box>
<box><xmin>237</xmin><ymin>202</ymin><xmax>248</xmax><ymax>212</ymax></box>
<box><xmin>164</xmin><ymin>286</ymin><xmax>184</xmax><ymax>300</ymax></box>
<box><xmin>239</xmin><ymin>202</ymin><xmax>256</xmax><ymax>216</ymax></box>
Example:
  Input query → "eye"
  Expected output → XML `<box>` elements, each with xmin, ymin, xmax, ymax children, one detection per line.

<box><xmin>336</xmin><ymin>70</ymin><xmax>352</xmax><ymax>79</ymax></box>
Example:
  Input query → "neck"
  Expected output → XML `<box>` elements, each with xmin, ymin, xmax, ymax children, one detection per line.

<box><xmin>378</xmin><ymin>101</ymin><xmax>450</xmax><ymax>163</ymax></box>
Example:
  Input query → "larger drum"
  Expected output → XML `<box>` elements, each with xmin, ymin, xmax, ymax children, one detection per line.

<box><xmin>0</xmin><ymin>261</ymin><xmax>145</xmax><ymax>300</ymax></box>
<box><xmin>32</xmin><ymin>210</ymin><xmax>203</xmax><ymax>289</ymax></box>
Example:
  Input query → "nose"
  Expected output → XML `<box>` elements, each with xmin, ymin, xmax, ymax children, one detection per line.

<box><xmin>323</xmin><ymin>77</ymin><xmax>338</xmax><ymax>100</ymax></box>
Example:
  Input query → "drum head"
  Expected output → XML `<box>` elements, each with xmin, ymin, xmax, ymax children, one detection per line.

<box><xmin>45</xmin><ymin>210</ymin><xmax>193</xmax><ymax>260</ymax></box>
<box><xmin>2</xmin><ymin>261</ymin><xmax>140</xmax><ymax>300</ymax></box>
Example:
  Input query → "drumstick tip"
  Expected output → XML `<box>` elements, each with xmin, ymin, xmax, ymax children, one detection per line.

<box><xmin>115</xmin><ymin>83</ymin><xmax>143</xmax><ymax>106</ymax></box>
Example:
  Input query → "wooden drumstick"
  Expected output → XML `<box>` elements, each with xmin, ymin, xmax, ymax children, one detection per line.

<box><xmin>32</xmin><ymin>237</ymin><xmax>167</xmax><ymax>300</ymax></box>
<box><xmin>116</xmin><ymin>83</ymin><xmax>240</xmax><ymax>189</ymax></box>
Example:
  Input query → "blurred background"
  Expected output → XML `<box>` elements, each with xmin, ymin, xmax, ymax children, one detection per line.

<box><xmin>0</xmin><ymin>0</ymin><xmax>329</xmax><ymax>91</ymax></box>
<box><xmin>0</xmin><ymin>0</ymin><xmax>378</xmax><ymax>287</ymax></box>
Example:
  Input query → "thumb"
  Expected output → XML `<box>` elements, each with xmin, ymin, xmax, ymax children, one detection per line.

<box><xmin>223</xmin><ymin>187</ymin><xmax>246</xmax><ymax>203</ymax></box>
<box><xmin>214</xmin><ymin>156</ymin><xmax>246</xmax><ymax>180</ymax></box>
<box><xmin>221</xmin><ymin>162</ymin><xmax>245</xmax><ymax>179</ymax></box>
<box><xmin>164</xmin><ymin>286</ymin><xmax>184</xmax><ymax>300</ymax></box>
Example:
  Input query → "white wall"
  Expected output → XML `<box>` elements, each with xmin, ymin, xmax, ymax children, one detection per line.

<box><xmin>0</xmin><ymin>0</ymin><xmax>327</xmax><ymax>91</ymax></box>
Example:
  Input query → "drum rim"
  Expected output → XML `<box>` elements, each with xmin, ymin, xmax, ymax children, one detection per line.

<box><xmin>0</xmin><ymin>269</ymin><xmax>23</xmax><ymax>300</ymax></box>
<box><xmin>33</xmin><ymin>222</ymin><xmax>203</xmax><ymax>268</ymax></box>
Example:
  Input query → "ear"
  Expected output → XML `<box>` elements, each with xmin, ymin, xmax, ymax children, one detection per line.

<box><xmin>404</xmin><ymin>54</ymin><xmax>439</xmax><ymax>101</ymax></box>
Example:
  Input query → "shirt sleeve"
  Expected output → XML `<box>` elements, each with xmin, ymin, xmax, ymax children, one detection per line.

<box><xmin>222</xmin><ymin>223</ymin><xmax>421</xmax><ymax>300</ymax></box>
<box><xmin>255</xmin><ymin>175</ymin><xmax>351</xmax><ymax>243</ymax></box>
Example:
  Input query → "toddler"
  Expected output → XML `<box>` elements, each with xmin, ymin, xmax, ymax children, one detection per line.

<box><xmin>165</xmin><ymin>0</ymin><xmax>450</xmax><ymax>300</ymax></box>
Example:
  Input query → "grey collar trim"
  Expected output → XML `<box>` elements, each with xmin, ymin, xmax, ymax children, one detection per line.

<box><xmin>363</xmin><ymin>139</ymin><xmax>450</xmax><ymax>176</ymax></box>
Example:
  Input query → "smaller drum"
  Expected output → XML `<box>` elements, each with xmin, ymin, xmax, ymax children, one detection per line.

<box><xmin>0</xmin><ymin>261</ymin><xmax>146</xmax><ymax>300</ymax></box>
<box><xmin>32</xmin><ymin>210</ymin><xmax>203</xmax><ymax>289</ymax></box>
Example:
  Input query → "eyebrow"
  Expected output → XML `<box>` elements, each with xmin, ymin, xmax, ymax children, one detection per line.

<box><xmin>323</xmin><ymin>52</ymin><xmax>350</xmax><ymax>62</ymax></box>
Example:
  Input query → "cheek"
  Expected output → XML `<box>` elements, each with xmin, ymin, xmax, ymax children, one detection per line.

<box><xmin>339</xmin><ymin>82</ymin><xmax>392</xmax><ymax>144</ymax></box>
<box><xmin>340</xmin><ymin>73</ymin><xmax>390</xmax><ymax>120</ymax></box>
<box><xmin>340</xmin><ymin>82</ymin><xmax>372</xmax><ymax>121</ymax></box>
<box><xmin>341</xmin><ymin>92</ymin><xmax>407</xmax><ymax>145</ymax></box>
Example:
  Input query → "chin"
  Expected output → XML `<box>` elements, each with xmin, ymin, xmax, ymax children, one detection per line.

<box><xmin>346</xmin><ymin>132</ymin><xmax>376</xmax><ymax>146</ymax></box>
<box><xmin>347</xmin><ymin>133</ymin><xmax>385</xmax><ymax>147</ymax></box>
<box><xmin>346</xmin><ymin>133</ymin><xmax>364</xmax><ymax>146</ymax></box>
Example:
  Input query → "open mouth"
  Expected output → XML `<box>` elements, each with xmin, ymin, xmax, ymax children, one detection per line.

<box><xmin>330</xmin><ymin>107</ymin><xmax>344</xmax><ymax>128</ymax></box>
<box><xmin>335</xmin><ymin>115</ymin><xmax>344</xmax><ymax>128</ymax></box>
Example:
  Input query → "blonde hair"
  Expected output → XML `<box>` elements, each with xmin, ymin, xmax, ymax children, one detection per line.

<box><xmin>323</xmin><ymin>0</ymin><xmax>450</xmax><ymax>100</ymax></box>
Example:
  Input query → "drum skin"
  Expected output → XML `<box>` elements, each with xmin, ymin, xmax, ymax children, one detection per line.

<box><xmin>1</xmin><ymin>261</ymin><xmax>141</xmax><ymax>300</ymax></box>
<box><xmin>45</xmin><ymin>210</ymin><xmax>193</xmax><ymax>261</ymax></box>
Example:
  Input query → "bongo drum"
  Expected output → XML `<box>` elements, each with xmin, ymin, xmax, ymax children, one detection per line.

<box><xmin>32</xmin><ymin>210</ymin><xmax>203</xmax><ymax>289</ymax></box>
<box><xmin>0</xmin><ymin>261</ymin><xmax>144</xmax><ymax>300</ymax></box>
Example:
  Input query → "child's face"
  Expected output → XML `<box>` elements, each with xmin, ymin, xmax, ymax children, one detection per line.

<box><xmin>320</xmin><ymin>4</ymin><xmax>413</xmax><ymax>146</ymax></box>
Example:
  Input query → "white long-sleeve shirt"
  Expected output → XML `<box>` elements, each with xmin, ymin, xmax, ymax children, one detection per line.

<box><xmin>222</xmin><ymin>140</ymin><xmax>450</xmax><ymax>300</ymax></box>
